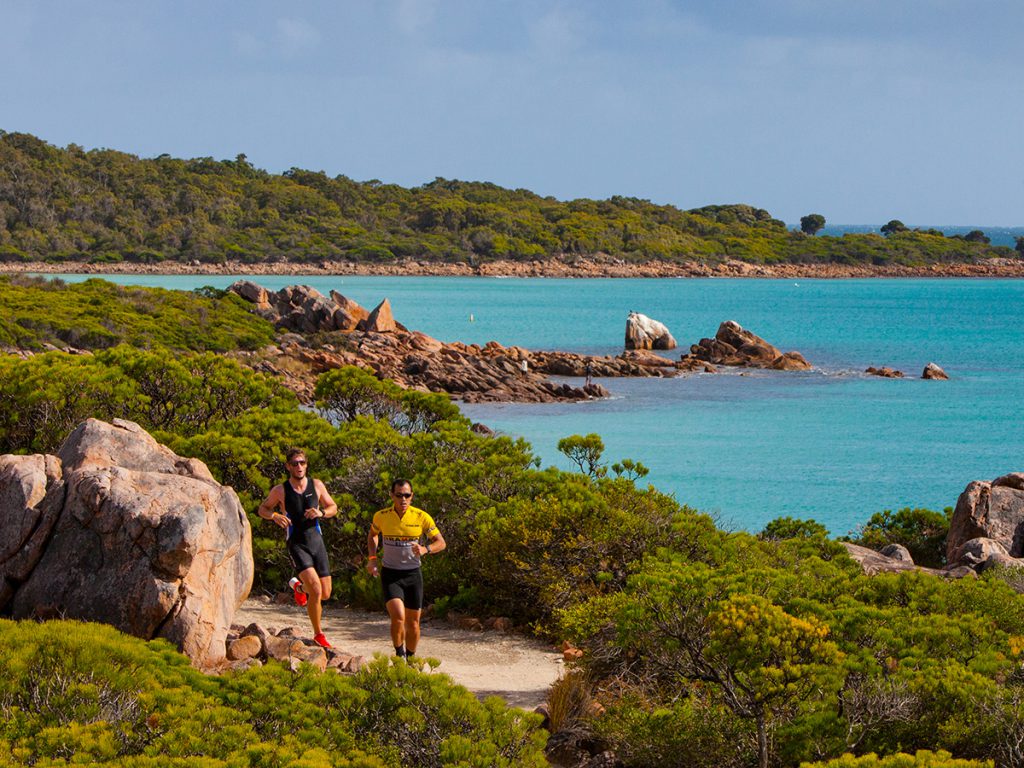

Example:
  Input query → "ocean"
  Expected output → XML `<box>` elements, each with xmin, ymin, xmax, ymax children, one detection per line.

<box><xmin>47</xmin><ymin>273</ymin><xmax>1024</xmax><ymax>537</ymax></box>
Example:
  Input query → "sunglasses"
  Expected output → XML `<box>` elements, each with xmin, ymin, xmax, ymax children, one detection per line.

<box><xmin>289</xmin><ymin>460</ymin><xmax>307</xmax><ymax>466</ymax></box>
<box><xmin>393</xmin><ymin>492</ymin><xmax>413</xmax><ymax>498</ymax></box>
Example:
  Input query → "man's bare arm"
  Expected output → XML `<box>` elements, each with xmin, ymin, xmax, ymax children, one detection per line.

<box><xmin>258</xmin><ymin>486</ymin><xmax>289</xmax><ymax>529</ymax></box>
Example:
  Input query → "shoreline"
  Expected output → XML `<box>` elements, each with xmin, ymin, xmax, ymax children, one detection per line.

<box><xmin>4</xmin><ymin>257</ymin><xmax>1024</xmax><ymax>279</ymax></box>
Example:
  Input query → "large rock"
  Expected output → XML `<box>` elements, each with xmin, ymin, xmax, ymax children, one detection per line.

<box><xmin>686</xmin><ymin>321</ymin><xmax>811</xmax><ymax>370</ymax></box>
<box><xmin>922</xmin><ymin>362</ymin><xmax>949</xmax><ymax>380</ymax></box>
<box><xmin>841</xmin><ymin>542</ymin><xmax>970</xmax><ymax>579</ymax></box>
<box><xmin>362</xmin><ymin>299</ymin><xmax>397</xmax><ymax>333</ymax></box>
<box><xmin>951</xmin><ymin>537</ymin><xmax>1008</xmax><ymax>568</ymax></box>
<box><xmin>230</xmin><ymin>280</ymin><xmax>271</xmax><ymax>310</ymax></box>
<box><xmin>947</xmin><ymin>473</ymin><xmax>1024</xmax><ymax>565</ymax></box>
<box><xmin>624</xmin><ymin>312</ymin><xmax>677</xmax><ymax>351</ymax></box>
<box><xmin>329</xmin><ymin>290</ymin><xmax>370</xmax><ymax>331</ymax></box>
<box><xmin>0</xmin><ymin>419</ymin><xmax>253</xmax><ymax>668</ymax></box>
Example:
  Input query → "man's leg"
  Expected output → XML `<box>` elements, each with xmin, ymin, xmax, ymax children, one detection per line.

<box><xmin>386</xmin><ymin>597</ymin><xmax>407</xmax><ymax>653</ymax></box>
<box><xmin>298</xmin><ymin>567</ymin><xmax>324</xmax><ymax>635</ymax></box>
<box><xmin>404</xmin><ymin>608</ymin><xmax>422</xmax><ymax>654</ymax></box>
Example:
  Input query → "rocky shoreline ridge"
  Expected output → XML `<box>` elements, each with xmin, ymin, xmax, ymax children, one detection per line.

<box><xmin>6</xmin><ymin>256</ymin><xmax>1024</xmax><ymax>278</ymax></box>
<box><xmin>227</xmin><ymin>281</ymin><xmax>818</xmax><ymax>404</ymax></box>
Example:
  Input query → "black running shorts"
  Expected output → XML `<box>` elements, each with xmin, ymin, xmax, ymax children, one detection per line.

<box><xmin>381</xmin><ymin>567</ymin><xmax>424</xmax><ymax>610</ymax></box>
<box><xmin>288</xmin><ymin>535</ymin><xmax>330</xmax><ymax>577</ymax></box>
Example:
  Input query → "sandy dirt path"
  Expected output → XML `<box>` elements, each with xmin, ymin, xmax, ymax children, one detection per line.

<box><xmin>233</xmin><ymin>599</ymin><xmax>564</xmax><ymax>710</ymax></box>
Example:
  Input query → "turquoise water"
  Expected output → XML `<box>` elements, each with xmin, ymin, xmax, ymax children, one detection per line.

<box><xmin>50</xmin><ymin>274</ymin><xmax>1024</xmax><ymax>535</ymax></box>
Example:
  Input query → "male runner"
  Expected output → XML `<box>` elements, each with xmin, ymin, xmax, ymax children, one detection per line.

<box><xmin>366</xmin><ymin>479</ymin><xmax>446</xmax><ymax>660</ymax></box>
<box><xmin>258</xmin><ymin>448</ymin><xmax>338</xmax><ymax>648</ymax></box>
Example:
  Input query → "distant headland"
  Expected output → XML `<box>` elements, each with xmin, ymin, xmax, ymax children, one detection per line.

<box><xmin>2</xmin><ymin>130</ymin><xmax>1022</xmax><ymax>277</ymax></box>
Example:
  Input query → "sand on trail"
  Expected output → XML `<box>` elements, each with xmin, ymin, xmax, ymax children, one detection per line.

<box><xmin>233</xmin><ymin>599</ymin><xmax>564</xmax><ymax>710</ymax></box>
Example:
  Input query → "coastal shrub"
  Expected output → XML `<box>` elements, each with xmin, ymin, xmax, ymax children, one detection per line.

<box><xmin>346</xmin><ymin>657</ymin><xmax>547</xmax><ymax>768</ymax></box>
<box><xmin>0</xmin><ymin>275</ymin><xmax>276</xmax><ymax>352</ymax></box>
<box><xmin>315</xmin><ymin>365</ymin><xmax>463</xmax><ymax>435</ymax></box>
<box><xmin>799</xmin><ymin>751</ymin><xmax>992</xmax><ymax>768</ymax></box>
<box><xmin>561</xmin><ymin>535</ymin><xmax>1024</xmax><ymax>767</ymax></box>
<box><xmin>846</xmin><ymin>507</ymin><xmax>952</xmax><ymax>567</ymax></box>
<box><xmin>760</xmin><ymin>516</ymin><xmax>830</xmax><ymax>541</ymax></box>
<box><xmin>592</xmin><ymin>692</ymin><xmax>755</xmax><ymax>768</ymax></box>
<box><xmin>467</xmin><ymin>474</ymin><xmax>696</xmax><ymax>630</ymax></box>
<box><xmin>0</xmin><ymin>347</ymin><xmax>293</xmax><ymax>454</ymax></box>
<box><xmin>0</xmin><ymin>619</ymin><xmax>548</xmax><ymax>768</ymax></box>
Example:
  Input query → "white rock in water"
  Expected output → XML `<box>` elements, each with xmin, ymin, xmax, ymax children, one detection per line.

<box><xmin>625</xmin><ymin>312</ymin><xmax>677</xmax><ymax>351</ymax></box>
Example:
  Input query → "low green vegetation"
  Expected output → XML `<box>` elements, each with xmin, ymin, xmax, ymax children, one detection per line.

<box><xmin>0</xmin><ymin>275</ymin><xmax>275</xmax><ymax>352</ymax></box>
<box><xmin>0</xmin><ymin>619</ymin><xmax>547</xmax><ymax>767</ymax></box>
<box><xmin>799</xmin><ymin>753</ymin><xmax>992</xmax><ymax>768</ymax></box>
<box><xmin>0</xmin><ymin>131</ymin><xmax>1016</xmax><ymax>267</ymax></box>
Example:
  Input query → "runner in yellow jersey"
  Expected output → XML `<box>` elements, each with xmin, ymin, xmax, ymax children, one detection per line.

<box><xmin>366</xmin><ymin>479</ymin><xmax>446</xmax><ymax>660</ymax></box>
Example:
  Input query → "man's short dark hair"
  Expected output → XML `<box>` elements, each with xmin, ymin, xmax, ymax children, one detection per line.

<box><xmin>285</xmin><ymin>448</ymin><xmax>306</xmax><ymax>464</ymax></box>
<box><xmin>391</xmin><ymin>478</ymin><xmax>412</xmax><ymax>493</ymax></box>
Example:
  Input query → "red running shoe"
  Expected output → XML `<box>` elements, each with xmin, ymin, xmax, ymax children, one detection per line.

<box><xmin>313</xmin><ymin>632</ymin><xmax>332</xmax><ymax>649</ymax></box>
<box><xmin>288</xmin><ymin>577</ymin><xmax>307</xmax><ymax>607</ymax></box>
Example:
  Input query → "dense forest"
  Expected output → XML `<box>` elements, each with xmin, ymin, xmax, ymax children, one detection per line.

<box><xmin>1</xmin><ymin>278</ymin><xmax>1023</xmax><ymax>767</ymax></box>
<box><xmin>0</xmin><ymin>131</ymin><xmax>1016</xmax><ymax>268</ymax></box>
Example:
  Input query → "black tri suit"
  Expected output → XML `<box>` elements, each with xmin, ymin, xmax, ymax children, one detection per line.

<box><xmin>284</xmin><ymin>477</ymin><xmax>330</xmax><ymax>577</ymax></box>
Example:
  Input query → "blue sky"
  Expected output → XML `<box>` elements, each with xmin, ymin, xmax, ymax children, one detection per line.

<box><xmin>2</xmin><ymin>1</ymin><xmax>1021</xmax><ymax>225</ymax></box>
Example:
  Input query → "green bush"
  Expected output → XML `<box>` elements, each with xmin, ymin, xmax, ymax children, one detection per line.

<box><xmin>760</xmin><ymin>516</ymin><xmax>830</xmax><ymax>541</ymax></box>
<box><xmin>593</xmin><ymin>692</ymin><xmax>755</xmax><ymax>768</ymax></box>
<box><xmin>845</xmin><ymin>507</ymin><xmax>953</xmax><ymax>567</ymax></box>
<box><xmin>0</xmin><ymin>619</ymin><xmax>547</xmax><ymax>767</ymax></box>
<box><xmin>799</xmin><ymin>750</ymin><xmax>992</xmax><ymax>767</ymax></box>
<box><xmin>0</xmin><ymin>275</ymin><xmax>276</xmax><ymax>352</ymax></box>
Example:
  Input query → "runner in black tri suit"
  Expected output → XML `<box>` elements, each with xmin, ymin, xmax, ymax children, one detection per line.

<box><xmin>258</xmin><ymin>448</ymin><xmax>338</xmax><ymax>648</ymax></box>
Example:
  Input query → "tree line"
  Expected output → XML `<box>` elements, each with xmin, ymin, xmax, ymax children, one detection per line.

<box><xmin>0</xmin><ymin>131</ymin><xmax>1016</xmax><ymax>267</ymax></box>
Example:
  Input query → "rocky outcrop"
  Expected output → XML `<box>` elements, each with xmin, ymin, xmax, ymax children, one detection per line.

<box><xmin>683</xmin><ymin>321</ymin><xmax>811</xmax><ymax>371</ymax></box>
<box><xmin>841</xmin><ymin>543</ymin><xmax>974</xmax><ymax>579</ymax></box>
<box><xmin>624</xmin><ymin>312</ymin><xmax>677</xmax><ymax>351</ymax></box>
<box><xmin>0</xmin><ymin>419</ymin><xmax>253</xmax><ymax>668</ymax></box>
<box><xmin>947</xmin><ymin>473</ymin><xmax>1024</xmax><ymax>565</ymax></box>
<box><xmin>866</xmin><ymin>366</ymin><xmax>904</xmax><ymax>378</ymax></box>
<box><xmin>228</xmin><ymin>281</ymin><xmax>394</xmax><ymax>335</ymax></box>
<box><xmin>231</xmin><ymin>283</ymin><xmax>722</xmax><ymax>404</ymax></box>
<box><xmin>233</xmin><ymin>282</ymin><xmax>709</xmax><ymax>404</ymax></box>
<box><xmin>922</xmin><ymin>362</ymin><xmax>949</xmax><ymax>380</ymax></box>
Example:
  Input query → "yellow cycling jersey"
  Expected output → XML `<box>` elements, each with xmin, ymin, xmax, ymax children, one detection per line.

<box><xmin>370</xmin><ymin>505</ymin><xmax>439</xmax><ymax>570</ymax></box>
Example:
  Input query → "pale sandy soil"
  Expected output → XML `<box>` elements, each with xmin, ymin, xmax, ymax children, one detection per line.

<box><xmin>232</xmin><ymin>598</ymin><xmax>564</xmax><ymax>710</ymax></box>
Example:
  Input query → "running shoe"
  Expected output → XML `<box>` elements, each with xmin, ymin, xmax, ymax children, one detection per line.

<box><xmin>313</xmin><ymin>632</ymin><xmax>332</xmax><ymax>649</ymax></box>
<box><xmin>288</xmin><ymin>577</ymin><xmax>308</xmax><ymax>607</ymax></box>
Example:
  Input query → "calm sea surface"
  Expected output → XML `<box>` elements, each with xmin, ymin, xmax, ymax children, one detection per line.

<box><xmin>51</xmin><ymin>274</ymin><xmax>1024</xmax><ymax>536</ymax></box>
